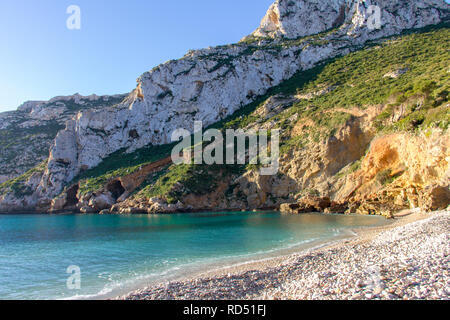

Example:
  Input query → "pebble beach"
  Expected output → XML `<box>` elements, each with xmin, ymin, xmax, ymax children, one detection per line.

<box><xmin>119</xmin><ymin>210</ymin><xmax>449</xmax><ymax>300</ymax></box>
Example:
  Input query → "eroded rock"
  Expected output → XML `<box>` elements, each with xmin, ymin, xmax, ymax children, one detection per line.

<box><xmin>419</xmin><ymin>185</ymin><xmax>450</xmax><ymax>212</ymax></box>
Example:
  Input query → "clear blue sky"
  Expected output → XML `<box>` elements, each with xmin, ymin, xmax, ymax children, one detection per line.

<box><xmin>0</xmin><ymin>0</ymin><xmax>274</xmax><ymax>112</ymax></box>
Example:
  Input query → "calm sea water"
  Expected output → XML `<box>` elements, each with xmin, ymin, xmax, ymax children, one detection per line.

<box><xmin>0</xmin><ymin>212</ymin><xmax>388</xmax><ymax>300</ymax></box>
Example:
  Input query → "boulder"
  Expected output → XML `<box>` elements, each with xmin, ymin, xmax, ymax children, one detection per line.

<box><xmin>324</xmin><ymin>201</ymin><xmax>348</xmax><ymax>214</ymax></box>
<box><xmin>119</xmin><ymin>207</ymin><xmax>146</xmax><ymax>214</ymax></box>
<box><xmin>79</xmin><ymin>206</ymin><xmax>97</xmax><ymax>214</ymax></box>
<box><xmin>88</xmin><ymin>192</ymin><xmax>115</xmax><ymax>211</ymax></box>
<box><xmin>355</xmin><ymin>201</ymin><xmax>378</xmax><ymax>215</ymax></box>
<box><xmin>280</xmin><ymin>196</ymin><xmax>332</xmax><ymax>214</ymax></box>
<box><xmin>300</xmin><ymin>196</ymin><xmax>331</xmax><ymax>212</ymax></box>
<box><xmin>280</xmin><ymin>203</ymin><xmax>301</xmax><ymax>214</ymax></box>
<box><xmin>419</xmin><ymin>186</ymin><xmax>450</xmax><ymax>212</ymax></box>
<box><xmin>50</xmin><ymin>197</ymin><xmax>66</xmax><ymax>212</ymax></box>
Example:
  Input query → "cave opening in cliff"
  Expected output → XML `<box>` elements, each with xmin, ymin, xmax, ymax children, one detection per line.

<box><xmin>106</xmin><ymin>180</ymin><xmax>126</xmax><ymax>200</ymax></box>
<box><xmin>65</xmin><ymin>184</ymin><xmax>79</xmax><ymax>207</ymax></box>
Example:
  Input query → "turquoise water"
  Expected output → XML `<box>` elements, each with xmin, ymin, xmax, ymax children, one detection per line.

<box><xmin>0</xmin><ymin>212</ymin><xmax>388</xmax><ymax>300</ymax></box>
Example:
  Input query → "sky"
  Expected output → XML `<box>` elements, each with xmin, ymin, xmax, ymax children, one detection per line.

<box><xmin>0</xmin><ymin>0</ymin><xmax>274</xmax><ymax>112</ymax></box>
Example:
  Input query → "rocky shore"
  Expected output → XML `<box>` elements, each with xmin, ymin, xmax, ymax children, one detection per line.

<box><xmin>118</xmin><ymin>210</ymin><xmax>449</xmax><ymax>300</ymax></box>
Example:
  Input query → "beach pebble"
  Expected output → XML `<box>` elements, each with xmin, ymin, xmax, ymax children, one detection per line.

<box><xmin>118</xmin><ymin>210</ymin><xmax>450</xmax><ymax>301</ymax></box>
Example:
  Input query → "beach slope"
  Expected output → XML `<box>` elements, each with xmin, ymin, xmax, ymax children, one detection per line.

<box><xmin>120</xmin><ymin>210</ymin><xmax>449</xmax><ymax>300</ymax></box>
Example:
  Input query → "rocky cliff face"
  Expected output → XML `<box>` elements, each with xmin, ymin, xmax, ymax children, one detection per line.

<box><xmin>0</xmin><ymin>0</ymin><xmax>448</xmax><ymax>213</ymax></box>
<box><xmin>36</xmin><ymin>0</ymin><xmax>449</xmax><ymax>200</ymax></box>
<box><xmin>250</xmin><ymin>0</ymin><xmax>448</xmax><ymax>39</ymax></box>
<box><xmin>0</xmin><ymin>94</ymin><xmax>125</xmax><ymax>184</ymax></box>
<box><xmin>113</xmin><ymin>104</ymin><xmax>449</xmax><ymax>216</ymax></box>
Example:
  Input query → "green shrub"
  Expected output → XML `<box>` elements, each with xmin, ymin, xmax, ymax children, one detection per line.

<box><xmin>376</xmin><ymin>169</ymin><xmax>394</xmax><ymax>185</ymax></box>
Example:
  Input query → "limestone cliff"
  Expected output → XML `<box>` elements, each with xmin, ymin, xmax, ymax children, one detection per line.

<box><xmin>251</xmin><ymin>0</ymin><xmax>448</xmax><ymax>39</ymax></box>
<box><xmin>0</xmin><ymin>94</ymin><xmax>125</xmax><ymax>183</ymax></box>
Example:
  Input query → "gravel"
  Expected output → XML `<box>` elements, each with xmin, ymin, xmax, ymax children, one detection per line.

<box><xmin>119</xmin><ymin>210</ymin><xmax>449</xmax><ymax>300</ymax></box>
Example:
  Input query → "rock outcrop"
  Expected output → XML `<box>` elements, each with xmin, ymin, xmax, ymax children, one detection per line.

<box><xmin>0</xmin><ymin>93</ymin><xmax>126</xmax><ymax>183</ymax></box>
<box><xmin>280</xmin><ymin>196</ymin><xmax>331</xmax><ymax>214</ymax></box>
<box><xmin>250</xmin><ymin>0</ymin><xmax>448</xmax><ymax>39</ymax></box>
<box><xmin>247</xmin><ymin>127</ymin><xmax>450</xmax><ymax>215</ymax></box>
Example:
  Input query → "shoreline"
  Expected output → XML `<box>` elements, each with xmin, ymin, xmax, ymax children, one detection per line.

<box><xmin>102</xmin><ymin>213</ymin><xmax>376</xmax><ymax>300</ymax></box>
<box><xmin>117</xmin><ymin>209</ymin><xmax>449</xmax><ymax>300</ymax></box>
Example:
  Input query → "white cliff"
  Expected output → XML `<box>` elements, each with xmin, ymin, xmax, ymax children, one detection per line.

<box><xmin>251</xmin><ymin>0</ymin><xmax>448</xmax><ymax>39</ymax></box>
<box><xmin>0</xmin><ymin>93</ymin><xmax>126</xmax><ymax>185</ymax></box>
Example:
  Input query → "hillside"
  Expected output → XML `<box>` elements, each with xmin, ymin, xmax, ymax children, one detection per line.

<box><xmin>0</xmin><ymin>94</ymin><xmax>126</xmax><ymax>184</ymax></box>
<box><xmin>75</xmin><ymin>25</ymin><xmax>450</xmax><ymax>215</ymax></box>
<box><xmin>0</xmin><ymin>0</ymin><xmax>448</xmax><ymax>214</ymax></box>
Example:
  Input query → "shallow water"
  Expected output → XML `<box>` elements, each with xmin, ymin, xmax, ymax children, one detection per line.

<box><xmin>0</xmin><ymin>212</ymin><xmax>388</xmax><ymax>299</ymax></box>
